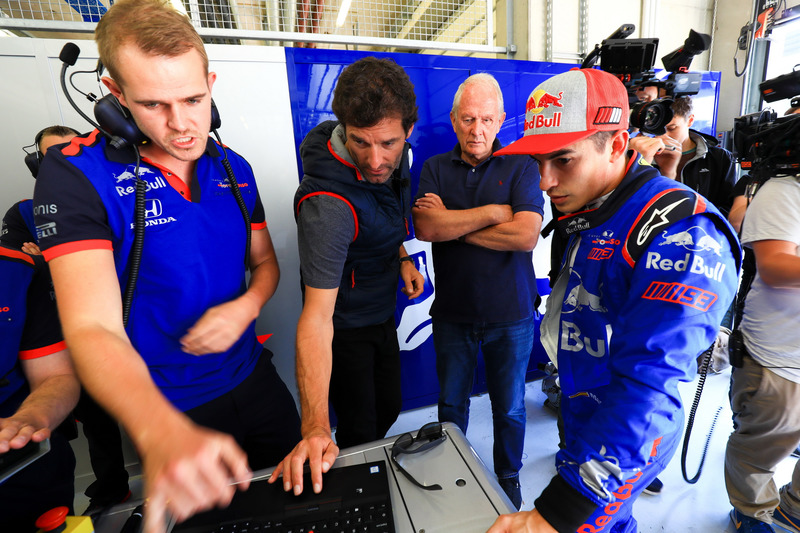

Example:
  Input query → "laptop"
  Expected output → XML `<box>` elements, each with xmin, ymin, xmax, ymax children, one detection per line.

<box><xmin>153</xmin><ymin>423</ymin><xmax>511</xmax><ymax>533</ymax></box>
<box><xmin>172</xmin><ymin>460</ymin><xmax>395</xmax><ymax>532</ymax></box>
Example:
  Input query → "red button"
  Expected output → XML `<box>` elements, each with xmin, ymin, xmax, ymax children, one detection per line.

<box><xmin>35</xmin><ymin>506</ymin><xmax>69</xmax><ymax>531</ymax></box>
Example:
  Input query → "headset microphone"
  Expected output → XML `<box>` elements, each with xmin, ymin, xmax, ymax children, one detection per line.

<box><xmin>59</xmin><ymin>42</ymin><xmax>80</xmax><ymax>67</ymax></box>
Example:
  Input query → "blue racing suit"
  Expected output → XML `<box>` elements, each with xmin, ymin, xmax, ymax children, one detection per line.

<box><xmin>536</xmin><ymin>154</ymin><xmax>741</xmax><ymax>532</ymax></box>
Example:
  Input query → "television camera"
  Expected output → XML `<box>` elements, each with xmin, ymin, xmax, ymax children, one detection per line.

<box><xmin>582</xmin><ymin>26</ymin><xmax>711</xmax><ymax>134</ymax></box>
<box><xmin>733</xmin><ymin>68</ymin><xmax>800</xmax><ymax>183</ymax></box>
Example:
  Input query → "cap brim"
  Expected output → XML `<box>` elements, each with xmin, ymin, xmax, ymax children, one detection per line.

<box><xmin>495</xmin><ymin>129</ymin><xmax>596</xmax><ymax>157</ymax></box>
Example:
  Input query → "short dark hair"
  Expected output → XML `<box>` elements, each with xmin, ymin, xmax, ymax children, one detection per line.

<box><xmin>671</xmin><ymin>96</ymin><xmax>693</xmax><ymax>119</ymax></box>
<box><xmin>588</xmin><ymin>130</ymin><xmax>619</xmax><ymax>152</ymax></box>
<box><xmin>331</xmin><ymin>57</ymin><xmax>418</xmax><ymax>134</ymax></box>
<box><xmin>36</xmin><ymin>125</ymin><xmax>81</xmax><ymax>148</ymax></box>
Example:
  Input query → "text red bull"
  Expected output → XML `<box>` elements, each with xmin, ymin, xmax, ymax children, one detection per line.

<box><xmin>526</xmin><ymin>112</ymin><xmax>562</xmax><ymax>131</ymax></box>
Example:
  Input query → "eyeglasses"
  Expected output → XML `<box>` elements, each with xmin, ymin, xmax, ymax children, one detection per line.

<box><xmin>390</xmin><ymin>422</ymin><xmax>446</xmax><ymax>491</ymax></box>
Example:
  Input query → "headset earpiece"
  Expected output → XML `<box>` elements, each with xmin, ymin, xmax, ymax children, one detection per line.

<box><xmin>94</xmin><ymin>94</ymin><xmax>149</xmax><ymax>148</ymax></box>
<box><xmin>24</xmin><ymin>151</ymin><xmax>42</xmax><ymax>179</ymax></box>
<box><xmin>211</xmin><ymin>99</ymin><xmax>221</xmax><ymax>131</ymax></box>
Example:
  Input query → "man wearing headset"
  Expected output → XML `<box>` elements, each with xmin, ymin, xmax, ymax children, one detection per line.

<box><xmin>3</xmin><ymin>126</ymin><xmax>80</xmax><ymax>254</ymax></box>
<box><xmin>33</xmin><ymin>0</ymin><xmax>300</xmax><ymax>530</ymax></box>
<box><xmin>4</xmin><ymin>125</ymin><xmax>134</xmax><ymax>517</ymax></box>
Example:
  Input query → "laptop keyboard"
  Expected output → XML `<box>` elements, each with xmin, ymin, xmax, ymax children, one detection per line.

<box><xmin>173</xmin><ymin>461</ymin><xmax>397</xmax><ymax>533</ymax></box>
<box><xmin>209</xmin><ymin>501</ymin><xmax>394</xmax><ymax>532</ymax></box>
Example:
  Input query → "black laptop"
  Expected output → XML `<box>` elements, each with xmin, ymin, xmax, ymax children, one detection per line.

<box><xmin>171</xmin><ymin>460</ymin><xmax>395</xmax><ymax>532</ymax></box>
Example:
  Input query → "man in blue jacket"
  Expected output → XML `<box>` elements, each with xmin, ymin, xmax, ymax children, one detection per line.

<box><xmin>487</xmin><ymin>68</ymin><xmax>740</xmax><ymax>533</ymax></box>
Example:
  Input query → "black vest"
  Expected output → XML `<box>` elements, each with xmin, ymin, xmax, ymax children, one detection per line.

<box><xmin>295</xmin><ymin>121</ymin><xmax>412</xmax><ymax>329</ymax></box>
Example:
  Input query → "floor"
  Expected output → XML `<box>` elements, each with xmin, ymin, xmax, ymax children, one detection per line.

<box><xmin>71</xmin><ymin>366</ymin><xmax>798</xmax><ymax>532</ymax></box>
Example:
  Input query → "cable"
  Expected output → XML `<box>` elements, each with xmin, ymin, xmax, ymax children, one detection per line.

<box><xmin>681</xmin><ymin>343</ymin><xmax>721</xmax><ymax>484</ymax></box>
<box><xmin>121</xmin><ymin>149</ymin><xmax>145</xmax><ymax>327</ymax></box>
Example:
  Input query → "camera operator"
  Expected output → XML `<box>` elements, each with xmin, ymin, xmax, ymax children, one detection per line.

<box><xmin>629</xmin><ymin>96</ymin><xmax>737</xmax><ymax>215</ymax></box>
<box><xmin>724</xmin><ymin>157</ymin><xmax>800</xmax><ymax>531</ymax></box>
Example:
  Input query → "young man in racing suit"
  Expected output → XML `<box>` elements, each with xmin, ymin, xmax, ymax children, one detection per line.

<box><xmin>487</xmin><ymin>68</ymin><xmax>741</xmax><ymax>533</ymax></box>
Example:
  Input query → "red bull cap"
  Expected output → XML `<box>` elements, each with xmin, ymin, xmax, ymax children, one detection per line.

<box><xmin>495</xmin><ymin>68</ymin><xmax>629</xmax><ymax>156</ymax></box>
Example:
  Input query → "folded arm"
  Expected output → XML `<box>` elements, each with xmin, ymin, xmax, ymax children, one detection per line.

<box><xmin>413</xmin><ymin>192</ymin><xmax>513</xmax><ymax>242</ymax></box>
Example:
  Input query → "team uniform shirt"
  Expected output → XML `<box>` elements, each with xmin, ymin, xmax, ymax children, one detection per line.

<box><xmin>740</xmin><ymin>177</ymin><xmax>800</xmax><ymax>384</ymax></box>
<box><xmin>0</xmin><ymin>247</ymin><xmax>65</xmax><ymax>417</ymax></box>
<box><xmin>33</xmin><ymin>130</ymin><xmax>266</xmax><ymax>411</ymax></box>
<box><xmin>1</xmin><ymin>199</ymin><xmax>37</xmax><ymax>249</ymax></box>
<box><xmin>416</xmin><ymin>141</ymin><xmax>545</xmax><ymax>323</ymax></box>
<box><xmin>536</xmin><ymin>153</ymin><xmax>741</xmax><ymax>531</ymax></box>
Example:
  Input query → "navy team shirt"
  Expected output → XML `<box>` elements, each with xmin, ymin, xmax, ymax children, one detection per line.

<box><xmin>416</xmin><ymin>141</ymin><xmax>545</xmax><ymax>323</ymax></box>
<box><xmin>33</xmin><ymin>130</ymin><xmax>266</xmax><ymax>411</ymax></box>
<box><xmin>0</xmin><ymin>247</ymin><xmax>65</xmax><ymax>417</ymax></box>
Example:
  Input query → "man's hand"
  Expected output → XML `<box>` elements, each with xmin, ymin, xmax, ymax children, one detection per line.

<box><xmin>629</xmin><ymin>136</ymin><xmax>670</xmax><ymax>162</ymax></box>
<box><xmin>269</xmin><ymin>426</ymin><xmax>339</xmax><ymax>496</ymax></box>
<box><xmin>0</xmin><ymin>413</ymin><xmax>50</xmax><ymax>454</ymax></box>
<box><xmin>486</xmin><ymin>509</ymin><xmax>558</xmax><ymax>533</ymax></box>
<box><xmin>629</xmin><ymin>135</ymin><xmax>682</xmax><ymax>179</ymax></box>
<box><xmin>180</xmin><ymin>296</ymin><xmax>259</xmax><ymax>355</ymax></box>
<box><xmin>141</xmin><ymin>421</ymin><xmax>252</xmax><ymax>533</ymax></box>
<box><xmin>414</xmin><ymin>192</ymin><xmax>446</xmax><ymax>210</ymax></box>
<box><xmin>400</xmin><ymin>260</ymin><xmax>425</xmax><ymax>299</ymax></box>
<box><xmin>21</xmin><ymin>242</ymin><xmax>42</xmax><ymax>255</ymax></box>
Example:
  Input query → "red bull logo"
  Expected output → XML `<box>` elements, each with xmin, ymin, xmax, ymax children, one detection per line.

<box><xmin>526</xmin><ymin>89</ymin><xmax>564</xmax><ymax>113</ymax></box>
<box><xmin>525</xmin><ymin>89</ymin><xmax>564</xmax><ymax>132</ymax></box>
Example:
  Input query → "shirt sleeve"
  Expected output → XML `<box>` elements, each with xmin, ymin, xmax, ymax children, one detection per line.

<box><xmin>19</xmin><ymin>260</ymin><xmax>64</xmax><ymax>358</ymax></box>
<box><xmin>741</xmin><ymin>178</ymin><xmax>800</xmax><ymax>246</ymax></box>
<box><xmin>33</xmin><ymin>152</ymin><xmax>112</xmax><ymax>260</ymax></box>
<box><xmin>415</xmin><ymin>157</ymin><xmax>441</xmax><ymax>202</ymax></box>
<box><xmin>297</xmin><ymin>194</ymin><xmax>356</xmax><ymax>289</ymax></box>
<box><xmin>1</xmin><ymin>201</ymin><xmax>36</xmax><ymax>249</ymax></box>
<box><xmin>510</xmin><ymin>156</ymin><xmax>545</xmax><ymax>216</ymax></box>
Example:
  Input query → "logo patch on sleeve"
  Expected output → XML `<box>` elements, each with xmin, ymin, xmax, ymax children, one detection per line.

<box><xmin>623</xmin><ymin>189</ymin><xmax>705</xmax><ymax>267</ymax></box>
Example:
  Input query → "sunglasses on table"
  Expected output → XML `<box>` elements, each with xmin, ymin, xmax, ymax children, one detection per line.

<box><xmin>390</xmin><ymin>421</ymin><xmax>446</xmax><ymax>491</ymax></box>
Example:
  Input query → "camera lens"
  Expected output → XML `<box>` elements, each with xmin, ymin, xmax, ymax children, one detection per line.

<box><xmin>630</xmin><ymin>98</ymin><xmax>674</xmax><ymax>135</ymax></box>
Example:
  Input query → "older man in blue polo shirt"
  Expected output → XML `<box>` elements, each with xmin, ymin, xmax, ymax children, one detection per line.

<box><xmin>412</xmin><ymin>73</ymin><xmax>544</xmax><ymax>509</ymax></box>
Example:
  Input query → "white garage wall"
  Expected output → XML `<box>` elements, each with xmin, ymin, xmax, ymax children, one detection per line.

<box><xmin>0</xmin><ymin>38</ymin><xmax>304</xmax><ymax>400</ymax></box>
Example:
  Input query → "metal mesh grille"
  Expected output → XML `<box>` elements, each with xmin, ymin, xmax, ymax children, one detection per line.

<box><xmin>1</xmin><ymin>0</ymin><xmax>109</xmax><ymax>22</ymax></box>
<box><xmin>0</xmin><ymin>0</ymin><xmax>497</xmax><ymax>53</ymax></box>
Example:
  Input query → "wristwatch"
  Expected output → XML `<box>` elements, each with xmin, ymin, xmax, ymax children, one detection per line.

<box><xmin>399</xmin><ymin>256</ymin><xmax>414</xmax><ymax>264</ymax></box>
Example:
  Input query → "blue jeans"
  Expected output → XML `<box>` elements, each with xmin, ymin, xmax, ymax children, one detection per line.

<box><xmin>433</xmin><ymin>316</ymin><xmax>534</xmax><ymax>479</ymax></box>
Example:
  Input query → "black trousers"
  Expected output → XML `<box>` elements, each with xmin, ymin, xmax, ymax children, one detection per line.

<box><xmin>74</xmin><ymin>389</ymin><xmax>130</xmax><ymax>502</ymax></box>
<box><xmin>0</xmin><ymin>432</ymin><xmax>75</xmax><ymax>532</ymax></box>
<box><xmin>185</xmin><ymin>349</ymin><xmax>301</xmax><ymax>470</ymax></box>
<box><xmin>329</xmin><ymin>317</ymin><xmax>402</xmax><ymax>449</ymax></box>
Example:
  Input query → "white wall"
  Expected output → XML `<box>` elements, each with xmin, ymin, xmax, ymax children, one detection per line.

<box><xmin>0</xmin><ymin>38</ymin><xmax>304</xmax><ymax>401</ymax></box>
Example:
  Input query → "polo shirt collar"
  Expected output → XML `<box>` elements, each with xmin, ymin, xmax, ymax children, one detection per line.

<box><xmin>449</xmin><ymin>138</ymin><xmax>504</xmax><ymax>167</ymax></box>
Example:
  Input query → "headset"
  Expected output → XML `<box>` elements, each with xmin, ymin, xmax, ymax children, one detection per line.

<box><xmin>58</xmin><ymin>42</ymin><xmax>248</xmax><ymax>325</ymax></box>
<box><xmin>23</xmin><ymin>126</ymin><xmax>81</xmax><ymax>179</ymax></box>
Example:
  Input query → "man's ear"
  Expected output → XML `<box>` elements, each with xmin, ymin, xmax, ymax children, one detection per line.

<box><xmin>610</xmin><ymin>129</ymin><xmax>630</xmax><ymax>162</ymax></box>
<box><xmin>405</xmin><ymin>123</ymin><xmax>415</xmax><ymax>140</ymax></box>
<box><xmin>687</xmin><ymin>114</ymin><xmax>695</xmax><ymax>128</ymax></box>
<box><xmin>102</xmin><ymin>76</ymin><xmax>126</xmax><ymax>106</ymax></box>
